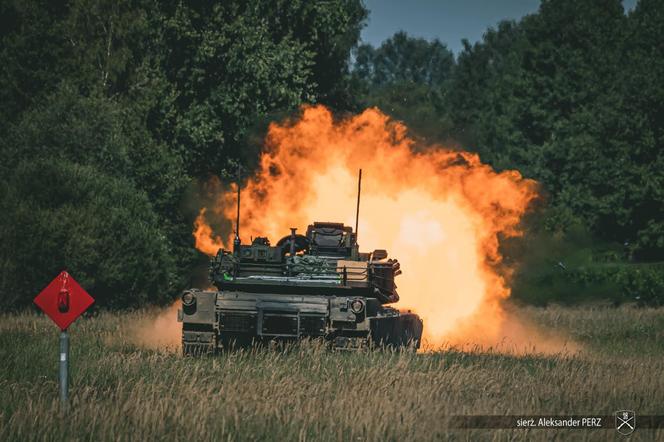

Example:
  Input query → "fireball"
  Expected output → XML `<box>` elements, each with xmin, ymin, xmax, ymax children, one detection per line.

<box><xmin>194</xmin><ymin>106</ymin><xmax>538</xmax><ymax>347</ymax></box>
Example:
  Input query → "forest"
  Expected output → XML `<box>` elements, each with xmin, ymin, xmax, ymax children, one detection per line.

<box><xmin>1</xmin><ymin>0</ymin><xmax>662</xmax><ymax>308</ymax></box>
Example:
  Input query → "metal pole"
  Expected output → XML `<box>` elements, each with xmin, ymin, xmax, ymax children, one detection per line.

<box><xmin>59</xmin><ymin>330</ymin><xmax>69</xmax><ymax>410</ymax></box>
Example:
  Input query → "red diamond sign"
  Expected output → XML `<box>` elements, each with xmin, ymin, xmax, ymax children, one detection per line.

<box><xmin>34</xmin><ymin>271</ymin><xmax>94</xmax><ymax>330</ymax></box>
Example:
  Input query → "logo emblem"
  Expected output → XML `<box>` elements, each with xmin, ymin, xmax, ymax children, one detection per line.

<box><xmin>615</xmin><ymin>410</ymin><xmax>636</xmax><ymax>435</ymax></box>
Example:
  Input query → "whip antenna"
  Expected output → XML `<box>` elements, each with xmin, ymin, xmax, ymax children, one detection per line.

<box><xmin>234</xmin><ymin>163</ymin><xmax>241</xmax><ymax>253</ymax></box>
<box><xmin>355</xmin><ymin>169</ymin><xmax>362</xmax><ymax>241</ymax></box>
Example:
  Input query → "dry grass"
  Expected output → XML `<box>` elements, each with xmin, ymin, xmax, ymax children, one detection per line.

<box><xmin>1</xmin><ymin>304</ymin><xmax>663</xmax><ymax>441</ymax></box>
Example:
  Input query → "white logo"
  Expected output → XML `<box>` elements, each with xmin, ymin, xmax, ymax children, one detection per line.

<box><xmin>615</xmin><ymin>410</ymin><xmax>636</xmax><ymax>435</ymax></box>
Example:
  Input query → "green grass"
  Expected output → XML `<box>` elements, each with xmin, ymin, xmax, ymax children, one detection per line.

<box><xmin>1</xmin><ymin>304</ymin><xmax>663</xmax><ymax>441</ymax></box>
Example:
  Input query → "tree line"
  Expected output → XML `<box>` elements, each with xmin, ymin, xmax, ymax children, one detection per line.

<box><xmin>351</xmin><ymin>0</ymin><xmax>663</xmax><ymax>304</ymax></box>
<box><xmin>0</xmin><ymin>0</ymin><xmax>366</xmax><ymax>308</ymax></box>
<box><xmin>1</xmin><ymin>0</ymin><xmax>661</xmax><ymax>308</ymax></box>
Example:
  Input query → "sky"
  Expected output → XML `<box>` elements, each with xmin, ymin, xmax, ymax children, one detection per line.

<box><xmin>360</xmin><ymin>0</ymin><xmax>639</xmax><ymax>54</ymax></box>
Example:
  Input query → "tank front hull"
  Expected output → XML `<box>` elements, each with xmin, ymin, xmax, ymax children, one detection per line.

<box><xmin>178</xmin><ymin>289</ymin><xmax>423</xmax><ymax>353</ymax></box>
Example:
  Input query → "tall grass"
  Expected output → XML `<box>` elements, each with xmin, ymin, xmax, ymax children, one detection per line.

<box><xmin>1</xmin><ymin>305</ymin><xmax>663</xmax><ymax>441</ymax></box>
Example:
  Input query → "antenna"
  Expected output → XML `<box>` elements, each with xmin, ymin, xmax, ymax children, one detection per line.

<box><xmin>233</xmin><ymin>163</ymin><xmax>241</xmax><ymax>254</ymax></box>
<box><xmin>355</xmin><ymin>169</ymin><xmax>362</xmax><ymax>240</ymax></box>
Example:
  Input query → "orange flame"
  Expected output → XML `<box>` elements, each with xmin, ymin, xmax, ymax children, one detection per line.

<box><xmin>195</xmin><ymin>106</ymin><xmax>549</xmax><ymax>349</ymax></box>
<box><xmin>193</xmin><ymin>208</ymin><xmax>224</xmax><ymax>256</ymax></box>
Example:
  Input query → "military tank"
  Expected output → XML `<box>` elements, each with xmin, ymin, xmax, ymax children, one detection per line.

<box><xmin>178</xmin><ymin>170</ymin><xmax>423</xmax><ymax>354</ymax></box>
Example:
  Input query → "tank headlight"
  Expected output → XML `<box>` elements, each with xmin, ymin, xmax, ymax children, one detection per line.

<box><xmin>350</xmin><ymin>298</ymin><xmax>365</xmax><ymax>314</ymax></box>
<box><xmin>182</xmin><ymin>291</ymin><xmax>196</xmax><ymax>307</ymax></box>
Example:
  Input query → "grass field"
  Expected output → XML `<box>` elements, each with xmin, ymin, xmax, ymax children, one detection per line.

<box><xmin>1</xmin><ymin>304</ymin><xmax>663</xmax><ymax>441</ymax></box>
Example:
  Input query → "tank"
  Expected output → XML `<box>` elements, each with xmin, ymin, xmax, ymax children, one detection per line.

<box><xmin>177</xmin><ymin>221</ymin><xmax>423</xmax><ymax>354</ymax></box>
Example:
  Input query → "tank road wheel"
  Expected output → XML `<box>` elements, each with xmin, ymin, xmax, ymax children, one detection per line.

<box><xmin>182</xmin><ymin>341</ymin><xmax>216</xmax><ymax>357</ymax></box>
<box><xmin>182</xmin><ymin>333</ymin><xmax>217</xmax><ymax>357</ymax></box>
<box><xmin>369</xmin><ymin>313</ymin><xmax>423</xmax><ymax>351</ymax></box>
<box><xmin>217</xmin><ymin>332</ymin><xmax>255</xmax><ymax>351</ymax></box>
<box><xmin>182</xmin><ymin>342</ymin><xmax>196</xmax><ymax>356</ymax></box>
<box><xmin>182</xmin><ymin>342</ymin><xmax>209</xmax><ymax>357</ymax></box>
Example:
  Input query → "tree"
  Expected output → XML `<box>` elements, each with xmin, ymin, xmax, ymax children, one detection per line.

<box><xmin>1</xmin><ymin>84</ymin><xmax>188</xmax><ymax>221</ymax></box>
<box><xmin>612</xmin><ymin>0</ymin><xmax>664</xmax><ymax>258</ymax></box>
<box><xmin>0</xmin><ymin>160</ymin><xmax>177</xmax><ymax>309</ymax></box>
<box><xmin>352</xmin><ymin>32</ymin><xmax>456</xmax><ymax>142</ymax></box>
<box><xmin>355</xmin><ymin>31</ymin><xmax>455</xmax><ymax>87</ymax></box>
<box><xmin>447</xmin><ymin>0</ymin><xmax>663</xmax><ymax>256</ymax></box>
<box><xmin>0</xmin><ymin>0</ymin><xmax>369</xmax><ymax>309</ymax></box>
<box><xmin>154</xmin><ymin>0</ymin><xmax>367</xmax><ymax>175</ymax></box>
<box><xmin>0</xmin><ymin>0</ymin><xmax>161</xmax><ymax>133</ymax></box>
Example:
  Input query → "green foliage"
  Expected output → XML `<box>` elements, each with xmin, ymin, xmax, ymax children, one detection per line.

<box><xmin>154</xmin><ymin>0</ymin><xmax>367</xmax><ymax>175</ymax></box>
<box><xmin>270</xmin><ymin>0</ymin><xmax>368</xmax><ymax>109</ymax></box>
<box><xmin>505</xmin><ymin>212</ymin><xmax>664</xmax><ymax>306</ymax></box>
<box><xmin>512</xmin><ymin>260</ymin><xmax>664</xmax><ymax>307</ymax></box>
<box><xmin>0</xmin><ymin>0</ymin><xmax>71</xmax><ymax>131</ymax></box>
<box><xmin>0</xmin><ymin>0</ymin><xmax>367</xmax><ymax>309</ymax></box>
<box><xmin>157</xmin><ymin>2</ymin><xmax>311</xmax><ymax>170</ymax></box>
<box><xmin>460</xmin><ymin>0</ymin><xmax>664</xmax><ymax>259</ymax></box>
<box><xmin>0</xmin><ymin>0</ymin><xmax>160</xmax><ymax>132</ymax></box>
<box><xmin>1</xmin><ymin>83</ymin><xmax>190</xmax><ymax>231</ymax></box>
<box><xmin>351</xmin><ymin>32</ymin><xmax>456</xmax><ymax>143</ymax></box>
<box><xmin>0</xmin><ymin>160</ymin><xmax>176</xmax><ymax>309</ymax></box>
<box><xmin>354</xmin><ymin>31</ymin><xmax>455</xmax><ymax>86</ymax></box>
<box><xmin>0</xmin><ymin>0</ymin><xmax>368</xmax><ymax>174</ymax></box>
<box><xmin>354</xmin><ymin>0</ymin><xmax>664</xmax><ymax>265</ymax></box>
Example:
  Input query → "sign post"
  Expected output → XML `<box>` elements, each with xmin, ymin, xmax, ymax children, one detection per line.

<box><xmin>34</xmin><ymin>271</ymin><xmax>94</xmax><ymax>410</ymax></box>
<box><xmin>59</xmin><ymin>330</ymin><xmax>69</xmax><ymax>408</ymax></box>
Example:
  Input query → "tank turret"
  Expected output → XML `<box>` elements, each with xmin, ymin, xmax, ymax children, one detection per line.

<box><xmin>209</xmin><ymin>221</ymin><xmax>400</xmax><ymax>303</ymax></box>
